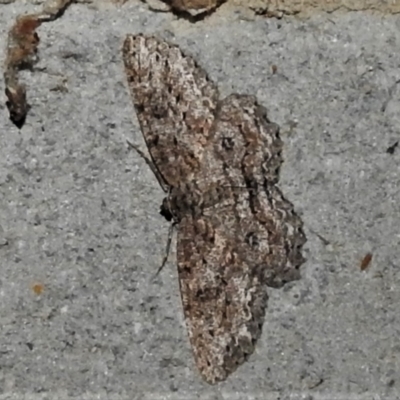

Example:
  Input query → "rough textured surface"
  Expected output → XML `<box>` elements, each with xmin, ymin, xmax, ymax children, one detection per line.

<box><xmin>1</xmin><ymin>0</ymin><xmax>400</xmax><ymax>398</ymax></box>
<box><xmin>231</xmin><ymin>0</ymin><xmax>400</xmax><ymax>16</ymax></box>
<box><xmin>123</xmin><ymin>34</ymin><xmax>305</xmax><ymax>384</ymax></box>
<box><xmin>3</xmin><ymin>0</ymin><xmax>400</xmax><ymax>15</ymax></box>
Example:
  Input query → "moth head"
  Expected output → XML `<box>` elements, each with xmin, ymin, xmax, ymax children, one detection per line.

<box><xmin>159</xmin><ymin>197</ymin><xmax>174</xmax><ymax>222</ymax></box>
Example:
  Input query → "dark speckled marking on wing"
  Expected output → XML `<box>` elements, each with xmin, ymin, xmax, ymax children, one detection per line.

<box><xmin>123</xmin><ymin>34</ymin><xmax>219</xmax><ymax>188</ymax></box>
<box><xmin>175</xmin><ymin>95</ymin><xmax>305</xmax><ymax>383</ymax></box>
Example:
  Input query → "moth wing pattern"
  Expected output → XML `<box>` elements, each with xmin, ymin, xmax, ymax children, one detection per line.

<box><xmin>176</xmin><ymin>94</ymin><xmax>306</xmax><ymax>384</ymax></box>
<box><xmin>123</xmin><ymin>34</ymin><xmax>306</xmax><ymax>384</ymax></box>
<box><xmin>123</xmin><ymin>34</ymin><xmax>219</xmax><ymax>188</ymax></box>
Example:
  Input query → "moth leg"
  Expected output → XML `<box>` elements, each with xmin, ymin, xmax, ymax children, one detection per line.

<box><xmin>151</xmin><ymin>220</ymin><xmax>177</xmax><ymax>280</ymax></box>
<box><xmin>126</xmin><ymin>140</ymin><xmax>169</xmax><ymax>192</ymax></box>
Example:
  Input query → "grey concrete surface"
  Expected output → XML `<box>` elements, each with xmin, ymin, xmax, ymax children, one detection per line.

<box><xmin>1</xmin><ymin>1</ymin><xmax>400</xmax><ymax>399</ymax></box>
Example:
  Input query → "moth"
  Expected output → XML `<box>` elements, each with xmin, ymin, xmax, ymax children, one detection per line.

<box><xmin>123</xmin><ymin>34</ymin><xmax>306</xmax><ymax>384</ymax></box>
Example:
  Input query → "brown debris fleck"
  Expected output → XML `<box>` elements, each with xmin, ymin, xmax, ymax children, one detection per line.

<box><xmin>166</xmin><ymin>0</ymin><xmax>225</xmax><ymax>11</ymax></box>
<box><xmin>31</xmin><ymin>282</ymin><xmax>45</xmax><ymax>295</ymax></box>
<box><xmin>360</xmin><ymin>252</ymin><xmax>373</xmax><ymax>271</ymax></box>
<box><xmin>144</xmin><ymin>0</ymin><xmax>226</xmax><ymax>18</ymax></box>
<box><xmin>4</xmin><ymin>0</ymin><xmax>77</xmax><ymax>128</ymax></box>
